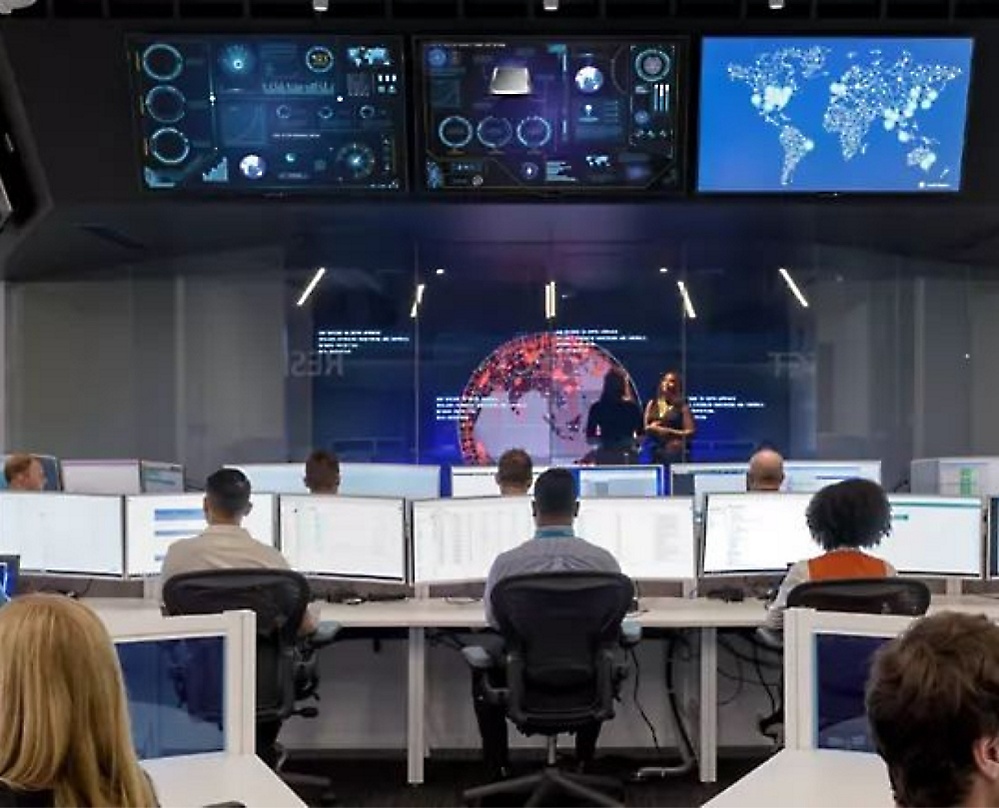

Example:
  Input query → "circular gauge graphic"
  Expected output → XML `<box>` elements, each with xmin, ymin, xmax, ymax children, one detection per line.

<box><xmin>141</xmin><ymin>43</ymin><xmax>184</xmax><ymax>82</ymax></box>
<box><xmin>426</xmin><ymin>47</ymin><xmax>449</xmax><ymax>69</ymax></box>
<box><xmin>634</xmin><ymin>48</ymin><xmax>671</xmax><ymax>82</ymax></box>
<box><xmin>276</xmin><ymin>105</ymin><xmax>293</xmax><ymax>120</ymax></box>
<box><xmin>306</xmin><ymin>45</ymin><xmax>334</xmax><ymax>74</ymax></box>
<box><xmin>574</xmin><ymin>65</ymin><xmax>604</xmax><ymax>94</ymax></box>
<box><xmin>335</xmin><ymin>142</ymin><xmax>376</xmax><ymax>181</ymax></box>
<box><xmin>144</xmin><ymin>85</ymin><xmax>186</xmax><ymax>124</ymax></box>
<box><xmin>219</xmin><ymin>44</ymin><xmax>256</xmax><ymax>77</ymax></box>
<box><xmin>438</xmin><ymin>116</ymin><xmax>474</xmax><ymax>150</ymax></box>
<box><xmin>359</xmin><ymin>105</ymin><xmax>375</xmax><ymax>120</ymax></box>
<box><xmin>516</xmin><ymin>116</ymin><xmax>552</xmax><ymax>149</ymax></box>
<box><xmin>318</xmin><ymin>106</ymin><xmax>335</xmax><ymax>121</ymax></box>
<box><xmin>520</xmin><ymin>162</ymin><xmax>541</xmax><ymax>181</ymax></box>
<box><xmin>457</xmin><ymin>332</ymin><xmax>639</xmax><ymax>465</ymax></box>
<box><xmin>477</xmin><ymin>116</ymin><xmax>513</xmax><ymax>150</ymax></box>
<box><xmin>239</xmin><ymin>154</ymin><xmax>267</xmax><ymax>180</ymax></box>
<box><xmin>149</xmin><ymin>128</ymin><xmax>190</xmax><ymax>165</ymax></box>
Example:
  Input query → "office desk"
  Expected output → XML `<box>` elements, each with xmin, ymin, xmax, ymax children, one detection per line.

<box><xmin>144</xmin><ymin>753</ymin><xmax>306</xmax><ymax>807</ymax></box>
<box><xmin>702</xmin><ymin>749</ymin><xmax>891</xmax><ymax>807</ymax></box>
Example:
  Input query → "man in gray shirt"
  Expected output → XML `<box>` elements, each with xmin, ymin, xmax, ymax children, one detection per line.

<box><xmin>475</xmin><ymin>468</ymin><xmax>622</xmax><ymax>779</ymax></box>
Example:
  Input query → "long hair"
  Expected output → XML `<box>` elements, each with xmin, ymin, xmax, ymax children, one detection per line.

<box><xmin>0</xmin><ymin>595</ymin><xmax>157</xmax><ymax>807</ymax></box>
<box><xmin>599</xmin><ymin>368</ymin><xmax>628</xmax><ymax>403</ymax></box>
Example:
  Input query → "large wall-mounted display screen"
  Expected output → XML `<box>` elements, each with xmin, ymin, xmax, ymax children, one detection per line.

<box><xmin>419</xmin><ymin>39</ymin><xmax>685</xmax><ymax>193</ymax></box>
<box><xmin>129</xmin><ymin>36</ymin><xmax>406</xmax><ymax>192</ymax></box>
<box><xmin>698</xmin><ymin>37</ymin><xmax>973</xmax><ymax>193</ymax></box>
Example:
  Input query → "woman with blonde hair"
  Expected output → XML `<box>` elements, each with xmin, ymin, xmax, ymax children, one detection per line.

<box><xmin>0</xmin><ymin>595</ymin><xmax>157</xmax><ymax>807</ymax></box>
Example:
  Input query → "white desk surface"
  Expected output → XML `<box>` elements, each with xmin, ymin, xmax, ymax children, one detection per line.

<box><xmin>143</xmin><ymin>753</ymin><xmax>305</xmax><ymax>808</ymax></box>
<box><xmin>702</xmin><ymin>749</ymin><xmax>892</xmax><ymax>807</ymax></box>
<box><xmin>85</xmin><ymin>593</ymin><xmax>999</xmax><ymax>629</ymax></box>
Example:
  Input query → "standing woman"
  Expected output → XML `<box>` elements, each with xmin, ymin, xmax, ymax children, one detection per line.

<box><xmin>0</xmin><ymin>595</ymin><xmax>158</xmax><ymax>807</ymax></box>
<box><xmin>644</xmin><ymin>371</ymin><xmax>696</xmax><ymax>466</ymax></box>
<box><xmin>585</xmin><ymin>368</ymin><xmax>644</xmax><ymax>465</ymax></box>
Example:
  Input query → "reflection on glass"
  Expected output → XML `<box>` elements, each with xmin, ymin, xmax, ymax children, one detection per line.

<box><xmin>814</xmin><ymin>633</ymin><xmax>887</xmax><ymax>753</ymax></box>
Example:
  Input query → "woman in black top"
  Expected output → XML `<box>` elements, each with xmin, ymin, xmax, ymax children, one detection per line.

<box><xmin>644</xmin><ymin>370</ymin><xmax>696</xmax><ymax>466</ymax></box>
<box><xmin>586</xmin><ymin>368</ymin><xmax>644</xmax><ymax>465</ymax></box>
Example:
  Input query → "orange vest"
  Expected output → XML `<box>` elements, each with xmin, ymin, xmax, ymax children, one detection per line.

<box><xmin>807</xmin><ymin>550</ymin><xmax>889</xmax><ymax>581</ymax></box>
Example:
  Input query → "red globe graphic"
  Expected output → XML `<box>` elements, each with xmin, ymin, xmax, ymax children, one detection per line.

<box><xmin>458</xmin><ymin>332</ymin><xmax>639</xmax><ymax>465</ymax></box>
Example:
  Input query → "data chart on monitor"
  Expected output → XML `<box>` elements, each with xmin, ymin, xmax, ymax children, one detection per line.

<box><xmin>420</xmin><ymin>39</ymin><xmax>684</xmax><ymax>192</ymax></box>
<box><xmin>702</xmin><ymin>493</ymin><xmax>813</xmax><ymax>575</ymax></box>
<box><xmin>698</xmin><ymin>37</ymin><xmax>973</xmax><ymax>193</ymax></box>
<box><xmin>130</xmin><ymin>36</ymin><xmax>406</xmax><ymax>192</ymax></box>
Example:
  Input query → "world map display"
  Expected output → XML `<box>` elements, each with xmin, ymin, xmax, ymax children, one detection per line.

<box><xmin>698</xmin><ymin>38</ymin><xmax>974</xmax><ymax>193</ymax></box>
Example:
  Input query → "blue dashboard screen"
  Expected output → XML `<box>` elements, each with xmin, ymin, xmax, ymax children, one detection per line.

<box><xmin>420</xmin><ymin>39</ymin><xmax>685</xmax><ymax>193</ymax></box>
<box><xmin>130</xmin><ymin>36</ymin><xmax>406</xmax><ymax>192</ymax></box>
<box><xmin>698</xmin><ymin>37</ymin><xmax>973</xmax><ymax>193</ymax></box>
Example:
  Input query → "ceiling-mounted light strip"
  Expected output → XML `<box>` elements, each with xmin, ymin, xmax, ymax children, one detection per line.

<box><xmin>677</xmin><ymin>280</ymin><xmax>696</xmax><ymax>320</ymax></box>
<box><xmin>409</xmin><ymin>283</ymin><xmax>426</xmax><ymax>319</ymax></box>
<box><xmin>296</xmin><ymin>267</ymin><xmax>326</xmax><ymax>307</ymax></box>
<box><xmin>779</xmin><ymin>267</ymin><xmax>810</xmax><ymax>309</ymax></box>
<box><xmin>544</xmin><ymin>281</ymin><xmax>557</xmax><ymax>320</ymax></box>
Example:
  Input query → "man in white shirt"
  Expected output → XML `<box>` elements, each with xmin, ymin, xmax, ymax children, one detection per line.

<box><xmin>161</xmin><ymin>468</ymin><xmax>317</xmax><ymax>633</ymax></box>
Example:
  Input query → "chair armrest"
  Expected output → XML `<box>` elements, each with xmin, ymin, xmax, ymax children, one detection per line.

<box><xmin>620</xmin><ymin>619</ymin><xmax>642</xmax><ymax>648</ymax></box>
<box><xmin>461</xmin><ymin>645</ymin><xmax>495</xmax><ymax>671</ymax></box>
<box><xmin>308</xmin><ymin>620</ymin><xmax>341</xmax><ymax>648</ymax></box>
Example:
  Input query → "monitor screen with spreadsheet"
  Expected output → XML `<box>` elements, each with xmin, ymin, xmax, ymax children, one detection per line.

<box><xmin>783</xmin><ymin>461</ymin><xmax>882</xmax><ymax>493</ymax></box>
<box><xmin>339</xmin><ymin>463</ymin><xmax>441</xmax><ymax>499</ymax></box>
<box><xmin>881</xmin><ymin>495</ymin><xmax>982</xmax><ymax>578</ymax></box>
<box><xmin>117</xmin><ymin>636</ymin><xmax>226</xmax><ymax>759</ymax></box>
<box><xmin>0</xmin><ymin>493</ymin><xmax>123</xmax><ymax>575</ymax></box>
<box><xmin>279</xmin><ymin>495</ymin><xmax>406</xmax><ymax>581</ymax></box>
<box><xmin>575</xmin><ymin>466</ymin><xmax>662</xmax><ymax>498</ymax></box>
<box><xmin>125</xmin><ymin>494</ymin><xmax>276</xmax><ymax>576</ymax></box>
<box><xmin>449</xmin><ymin>465</ymin><xmax>550</xmax><ymax>498</ymax></box>
<box><xmin>412</xmin><ymin>497</ymin><xmax>535</xmax><ymax>583</ymax></box>
<box><xmin>576</xmin><ymin>497</ymin><xmax>695</xmax><ymax>579</ymax></box>
<box><xmin>702</xmin><ymin>492</ymin><xmax>814</xmax><ymax>575</ymax></box>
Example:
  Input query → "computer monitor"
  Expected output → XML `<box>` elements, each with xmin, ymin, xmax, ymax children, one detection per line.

<box><xmin>0</xmin><ymin>493</ymin><xmax>124</xmax><ymax>575</ymax></box>
<box><xmin>881</xmin><ymin>495</ymin><xmax>982</xmax><ymax>578</ymax></box>
<box><xmin>575</xmin><ymin>466</ymin><xmax>662</xmax><ymax>498</ymax></box>
<box><xmin>140</xmin><ymin>461</ymin><xmax>186</xmax><ymax>493</ymax></box>
<box><xmin>449</xmin><ymin>465</ymin><xmax>550</xmax><ymax>498</ymax></box>
<box><xmin>813</xmin><ymin>633</ymin><xmax>887</xmax><ymax>753</ymax></box>
<box><xmin>61</xmin><ymin>459</ymin><xmax>144</xmax><ymax>495</ymax></box>
<box><xmin>937</xmin><ymin>457</ymin><xmax>999</xmax><ymax>496</ymax></box>
<box><xmin>100</xmin><ymin>608</ymin><xmax>255</xmax><ymax>758</ymax></box>
<box><xmin>412</xmin><ymin>497</ymin><xmax>534</xmax><ymax>584</ymax></box>
<box><xmin>229</xmin><ymin>463</ymin><xmax>307</xmax><ymax>495</ymax></box>
<box><xmin>339</xmin><ymin>463</ymin><xmax>441</xmax><ymax>499</ymax></box>
<box><xmin>0</xmin><ymin>454</ymin><xmax>62</xmax><ymax>491</ymax></box>
<box><xmin>669</xmin><ymin>463</ymin><xmax>747</xmax><ymax>510</ymax></box>
<box><xmin>702</xmin><ymin>492</ymin><xmax>814</xmax><ymax>576</ymax></box>
<box><xmin>124</xmin><ymin>494</ymin><xmax>276</xmax><ymax>576</ymax></box>
<box><xmin>576</xmin><ymin>498</ymin><xmax>695</xmax><ymax>579</ymax></box>
<box><xmin>783</xmin><ymin>461</ymin><xmax>882</xmax><ymax>493</ymax></box>
<box><xmin>279</xmin><ymin>495</ymin><xmax>407</xmax><ymax>581</ymax></box>
<box><xmin>0</xmin><ymin>554</ymin><xmax>19</xmax><ymax>598</ymax></box>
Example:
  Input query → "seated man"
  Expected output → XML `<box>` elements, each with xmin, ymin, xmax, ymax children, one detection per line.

<box><xmin>866</xmin><ymin>612</ymin><xmax>999</xmax><ymax>808</ymax></box>
<box><xmin>494</xmin><ymin>448</ymin><xmax>533</xmax><ymax>497</ymax></box>
<box><xmin>4</xmin><ymin>454</ymin><xmax>45</xmax><ymax>492</ymax></box>
<box><xmin>475</xmin><ymin>468</ymin><xmax>621</xmax><ymax>779</ymax></box>
<box><xmin>161</xmin><ymin>468</ymin><xmax>317</xmax><ymax>634</ymax></box>
<box><xmin>747</xmin><ymin>448</ymin><xmax>785</xmax><ymax>492</ymax></box>
<box><xmin>304</xmin><ymin>450</ymin><xmax>340</xmax><ymax>495</ymax></box>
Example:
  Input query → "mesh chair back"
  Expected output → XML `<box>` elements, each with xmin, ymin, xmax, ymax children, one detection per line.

<box><xmin>491</xmin><ymin>571</ymin><xmax>633</xmax><ymax>734</ymax></box>
<box><xmin>162</xmin><ymin>568</ymin><xmax>310</xmax><ymax>723</ymax></box>
<box><xmin>787</xmin><ymin>577</ymin><xmax>931</xmax><ymax>616</ymax></box>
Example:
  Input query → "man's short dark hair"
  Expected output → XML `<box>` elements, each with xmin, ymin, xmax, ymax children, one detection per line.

<box><xmin>496</xmin><ymin>449</ymin><xmax>532</xmax><ymax>488</ymax></box>
<box><xmin>206</xmin><ymin>469</ymin><xmax>252</xmax><ymax>517</ymax></box>
<box><xmin>866</xmin><ymin>611</ymin><xmax>999</xmax><ymax>807</ymax></box>
<box><xmin>533</xmin><ymin>468</ymin><xmax>577</xmax><ymax>518</ymax></box>
<box><xmin>305</xmin><ymin>450</ymin><xmax>340</xmax><ymax>491</ymax></box>
<box><xmin>805</xmin><ymin>478</ymin><xmax>891</xmax><ymax>551</ymax></box>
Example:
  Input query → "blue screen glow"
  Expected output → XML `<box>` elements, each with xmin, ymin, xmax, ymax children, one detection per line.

<box><xmin>698</xmin><ymin>37</ymin><xmax>974</xmax><ymax>193</ymax></box>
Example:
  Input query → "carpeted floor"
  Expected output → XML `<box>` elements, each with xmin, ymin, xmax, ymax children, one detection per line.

<box><xmin>280</xmin><ymin>752</ymin><xmax>774</xmax><ymax>807</ymax></box>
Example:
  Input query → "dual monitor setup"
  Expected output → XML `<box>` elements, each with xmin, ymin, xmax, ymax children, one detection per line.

<box><xmin>131</xmin><ymin>34</ymin><xmax>974</xmax><ymax>195</ymax></box>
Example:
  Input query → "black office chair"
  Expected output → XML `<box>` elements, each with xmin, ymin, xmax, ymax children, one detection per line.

<box><xmin>461</xmin><ymin>571</ymin><xmax>638</xmax><ymax>808</ymax></box>
<box><xmin>756</xmin><ymin>577</ymin><xmax>931</xmax><ymax>739</ymax></box>
<box><xmin>162</xmin><ymin>568</ymin><xmax>339</xmax><ymax>805</ymax></box>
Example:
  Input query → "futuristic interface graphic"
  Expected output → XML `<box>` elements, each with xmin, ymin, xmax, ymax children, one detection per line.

<box><xmin>457</xmin><ymin>332</ymin><xmax>638</xmax><ymax>465</ymax></box>
<box><xmin>130</xmin><ymin>35</ymin><xmax>406</xmax><ymax>192</ymax></box>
